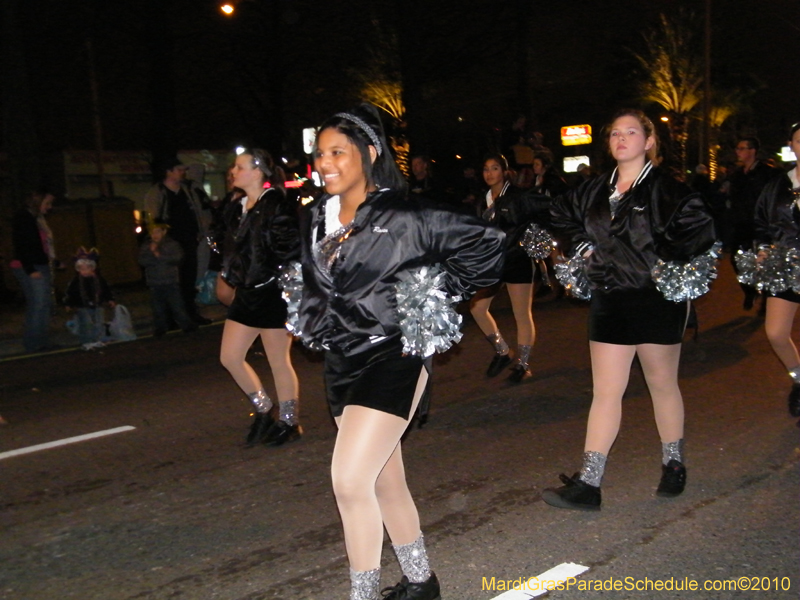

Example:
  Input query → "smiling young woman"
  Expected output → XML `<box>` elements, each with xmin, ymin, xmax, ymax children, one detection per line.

<box><xmin>293</xmin><ymin>103</ymin><xmax>505</xmax><ymax>600</ymax></box>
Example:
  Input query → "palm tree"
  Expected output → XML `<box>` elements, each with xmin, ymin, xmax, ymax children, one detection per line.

<box><xmin>361</xmin><ymin>77</ymin><xmax>410</xmax><ymax>176</ymax></box>
<box><xmin>706</xmin><ymin>85</ymin><xmax>759</xmax><ymax>179</ymax></box>
<box><xmin>631</xmin><ymin>10</ymin><xmax>704</xmax><ymax>176</ymax></box>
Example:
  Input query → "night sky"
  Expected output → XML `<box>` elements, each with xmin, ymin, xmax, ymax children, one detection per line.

<box><xmin>3</xmin><ymin>0</ymin><xmax>798</xmax><ymax>178</ymax></box>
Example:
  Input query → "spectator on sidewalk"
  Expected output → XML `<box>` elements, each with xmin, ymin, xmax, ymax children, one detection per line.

<box><xmin>10</xmin><ymin>188</ymin><xmax>60</xmax><ymax>353</ymax></box>
<box><xmin>138</xmin><ymin>220</ymin><xmax>198</xmax><ymax>338</ymax></box>
<box><xmin>144</xmin><ymin>158</ymin><xmax>212</xmax><ymax>324</ymax></box>
<box><xmin>63</xmin><ymin>247</ymin><xmax>115</xmax><ymax>349</ymax></box>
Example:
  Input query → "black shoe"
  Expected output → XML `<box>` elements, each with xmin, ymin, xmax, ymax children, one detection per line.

<box><xmin>507</xmin><ymin>364</ymin><xmax>531</xmax><ymax>384</ymax></box>
<box><xmin>486</xmin><ymin>353</ymin><xmax>513</xmax><ymax>377</ymax></box>
<box><xmin>381</xmin><ymin>572</ymin><xmax>441</xmax><ymax>600</ymax></box>
<box><xmin>192</xmin><ymin>314</ymin><xmax>212</xmax><ymax>325</ymax></box>
<box><xmin>656</xmin><ymin>459</ymin><xmax>686</xmax><ymax>497</ymax></box>
<box><xmin>542</xmin><ymin>473</ymin><xmax>601</xmax><ymax>511</ymax></box>
<box><xmin>245</xmin><ymin>412</ymin><xmax>275</xmax><ymax>448</ymax></box>
<box><xmin>263</xmin><ymin>420</ymin><xmax>303</xmax><ymax>446</ymax></box>
<box><xmin>789</xmin><ymin>383</ymin><xmax>800</xmax><ymax>417</ymax></box>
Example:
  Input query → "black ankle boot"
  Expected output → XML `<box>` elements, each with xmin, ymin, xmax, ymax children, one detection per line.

<box><xmin>381</xmin><ymin>572</ymin><xmax>440</xmax><ymax>599</ymax></box>
<box><xmin>486</xmin><ymin>353</ymin><xmax>513</xmax><ymax>377</ymax></box>
<box><xmin>656</xmin><ymin>459</ymin><xmax>687</xmax><ymax>497</ymax></box>
<box><xmin>788</xmin><ymin>383</ymin><xmax>800</xmax><ymax>417</ymax></box>
<box><xmin>542</xmin><ymin>473</ymin><xmax>601</xmax><ymax>511</ymax></box>
<box><xmin>263</xmin><ymin>420</ymin><xmax>303</xmax><ymax>446</ymax></box>
<box><xmin>245</xmin><ymin>412</ymin><xmax>274</xmax><ymax>448</ymax></box>
<box><xmin>507</xmin><ymin>364</ymin><xmax>531</xmax><ymax>383</ymax></box>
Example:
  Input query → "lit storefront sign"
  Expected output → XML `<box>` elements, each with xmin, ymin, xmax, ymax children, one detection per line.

<box><xmin>561</xmin><ymin>125</ymin><xmax>592</xmax><ymax>146</ymax></box>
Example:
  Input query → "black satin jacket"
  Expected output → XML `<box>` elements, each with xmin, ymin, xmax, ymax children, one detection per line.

<box><xmin>297</xmin><ymin>189</ymin><xmax>506</xmax><ymax>355</ymax></box>
<box><xmin>550</xmin><ymin>166</ymin><xmax>716</xmax><ymax>293</ymax></box>
<box><xmin>754</xmin><ymin>171</ymin><xmax>800</xmax><ymax>249</ymax></box>
<box><xmin>221</xmin><ymin>188</ymin><xmax>300</xmax><ymax>289</ymax></box>
<box><xmin>484</xmin><ymin>183</ymin><xmax>551</xmax><ymax>249</ymax></box>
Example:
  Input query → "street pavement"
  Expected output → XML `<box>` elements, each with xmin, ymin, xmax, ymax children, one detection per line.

<box><xmin>0</xmin><ymin>259</ymin><xmax>798</xmax><ymax>599</ymax></box>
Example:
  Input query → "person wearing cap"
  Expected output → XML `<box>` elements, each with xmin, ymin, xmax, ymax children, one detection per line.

<box><xmin>138</xmin><ymin>220</ymin><xmax>198</xmax><ymax>338</ymax></box>
<box><xmin>144</xmin><ymin>158</ymin><xmax>212</xmax><ymax>324</ymax></box>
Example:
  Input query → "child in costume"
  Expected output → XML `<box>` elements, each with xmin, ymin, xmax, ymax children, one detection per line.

<box><xmin>63</xmin><ymin>247</ymin><xmax>115</xmax><ymax>349</ymax></box>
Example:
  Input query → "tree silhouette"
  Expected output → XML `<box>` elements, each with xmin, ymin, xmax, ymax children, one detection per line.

<box><xmin>631</xmin><ymin>9</ymin><xmax>703</xmax><ymax>176</ymax></box>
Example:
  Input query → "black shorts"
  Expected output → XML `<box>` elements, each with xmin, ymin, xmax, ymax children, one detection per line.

<box><xmin>324</xmin><ymin>340</ymin><xmax>430</xmax><ymax>419</ymax></box>
<box><xmin>589</xmin><ymin>288</ymin><xmax>688</xmax><ymax>345</ymax></box>
<box><xmin>226</xmin><ymin>283</ymin><xmax>287</xmax><ymax>329</ymax></box>
<box><xmin>770</xmin><ymin>289</ymin><xmax>800</xmax><ymax>304</ymax></box>
<box><xmin>502</xmin><ymin>246</ymin><xmax>534</xmax><ymax>284</ymax></box>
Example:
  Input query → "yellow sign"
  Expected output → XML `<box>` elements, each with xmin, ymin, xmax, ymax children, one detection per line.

<box><xmin>561</xmin><ymin>125</ymin><xmax>592</xmax><ymax>146</ymax></box>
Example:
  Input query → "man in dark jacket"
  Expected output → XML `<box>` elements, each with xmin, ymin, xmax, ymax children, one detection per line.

<box><xmin>144</xmin><ymin>158</ymin><xmax>212</xmax><ymax>324</ymax></box>
<box><xmin>727</xmin><ymin>137</ymin><xmax>780</xmax><ymax>310</ymax></box>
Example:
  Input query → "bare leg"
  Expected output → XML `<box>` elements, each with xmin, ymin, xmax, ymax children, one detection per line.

<box><xmin>469</xmin><ymin>291</ymin><xmax>499</xmax><ymax>338</ymax></box>
<box><xmin>507</xmin><ymin>282</ymin><xmax>535</xmax><ymax>346</ymax></box>
<box><xmin>764</xmin><ymin>296</ymin><xmax>800</xmax><ymax>370</ymax></box>
<box><xmin>219</xmin><ymin>319</ymin><xmax>263</xmax><ymax>394</ymax></box>
<box><xmin>637</xmin><ymin>343</ymin><xmax>684</xmax><ymax>444</ymax></box>
<box><xmin>259</xmin><ymin>328</ymin><xmax>299</xmax><ymax>402</ymax></box>
<box><xmin>584</xmin><ymin>342</ymin><xmax>636</xmax><ymax>454</ymax></box>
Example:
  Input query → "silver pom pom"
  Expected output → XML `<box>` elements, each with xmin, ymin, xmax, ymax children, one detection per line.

<box><xmin>278</xmin><ymin>261</ymin><xmax>305</xmax><ymax>336</ymax></box>
<box><xmin>734</xmin><ymin>249</ymin><xmax>760</xmax><ymax>288</ymax></box>
<box><xmin>651</xmin><ymin>241</ymin><xmax>722</xmax><ymax>302</ymax></box>
<box><xmin>395</xmin><ymin>264</ymin><xmax>463</xmax><ymax>358</ymax></box>
<box><xmin>554</xmin><ymin>255</ymin><xmax>592</xmax><ymax>300</ymax></box>
<box><xmin>520</xmin><ymin>223</ymin><xmax>555</xmax><ymax>260</ymax></box>
<box><xmin>737</xmin><ymin>245</ymin><xmax>800</xmax><ymax>294</ymax></box>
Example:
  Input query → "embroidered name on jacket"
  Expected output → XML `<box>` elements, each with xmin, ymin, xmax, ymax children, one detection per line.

<box><xmin>632</xmin><ymin>206</ymin><xmax>645</xmax><ymax>212</ymax></box>
<box><xmin>372</xmin><ymin>226</ymin><xmax>389</xmax><ymax>233</ymax></box>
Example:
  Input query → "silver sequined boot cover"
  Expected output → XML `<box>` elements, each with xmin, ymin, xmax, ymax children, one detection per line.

<box><xmin>392</xmin><ymin>533</ymin><xmax>432</xmax><ymax>583</ymax></box>
<box><xmin>278</xmin><ymin>398</ymin><xmax>299</xmax><ymax>425</ymax></box>
<box><xmin>662</xmin><ymin>439</ymin><xmax>684</xmax><ymax>465</ymax></box>
<box><xmin>486</xmin><ymin>331</ymin><xmax>509</xmax><ymax>355</ymax></box>
<box><xmin>247</xmin><ymin>389</ymin><xmax>273</xmax><ymax>414</ymax></box>
<box><xmin>350</xmin><ymin>567</ymin><xmax>381</xmax><ymax>600</ymax></box>
<box><xmin>578</xmin><ymin>451</ymin><xmax>607</xmax><ymax>488</ymax></box>
<box><xmin>516</xmin><ymin>345</ymin><xmax>532</xmax><ymax>369</ymax></box>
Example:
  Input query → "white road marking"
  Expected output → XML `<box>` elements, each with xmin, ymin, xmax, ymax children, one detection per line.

<box><xmin>490</xmin><ymin>562</ymin><xmax>589</xmax><ymax>599</ymax></box>
<box><xmin>0</xmin><ymin>426</ymin><xmax>136</xmax><ymax>460</ymax></box>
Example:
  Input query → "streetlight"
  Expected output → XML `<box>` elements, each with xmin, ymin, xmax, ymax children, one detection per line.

<box><xmin>220</xmin><ymin>3</ymin><xmax>234</xmax><ymax>15</ymax></box>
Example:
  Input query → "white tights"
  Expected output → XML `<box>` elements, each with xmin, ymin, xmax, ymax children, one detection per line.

<box><xmin>584</xmin><ymin>341</ymin><xmax>684</xmax><ymax>455</ymax></box>
<box><xmin>219</xmin><ymin>319</ymin><xmax>299</xmax><ymax>402</ymax></box>
<box><xmin>331</xmin><ymin>368</ymin><xmax>429</xmax><ymax>572</ymax></box>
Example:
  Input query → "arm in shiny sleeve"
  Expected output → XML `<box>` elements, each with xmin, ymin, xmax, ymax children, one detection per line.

<box><xmin>424</xmin><ymin>209</ymin><xmax>506</xmax><ymax>298</ymax></box>
<box><xmin>550</xmin><ymin>186</ymin><xmax>592</xmax><ymax>256</ymax></box>
<box><xmin>753</xmin><ymin>176</ymin><xmax>784</xmax><ymax>248</ymax></box>
<box><xmin>653</xmin><ymin>181</ymin><xmax>717</xmax><ymax>261</ymax></box>
<box><xmin>261</xmin><ymin>191</ymin><xmax>301</xmax><ymax>263</ymax></box>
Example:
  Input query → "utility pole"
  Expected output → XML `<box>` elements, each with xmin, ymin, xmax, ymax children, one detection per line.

<box><xmin>702</xmin><ymin>0</ymin><xmax>712</xmax><ymax>169</ymax></box>
<box><xmin>86</xmin><ymin>38</ymin><xmax>109</xmax><ymax>197</ymax></box>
